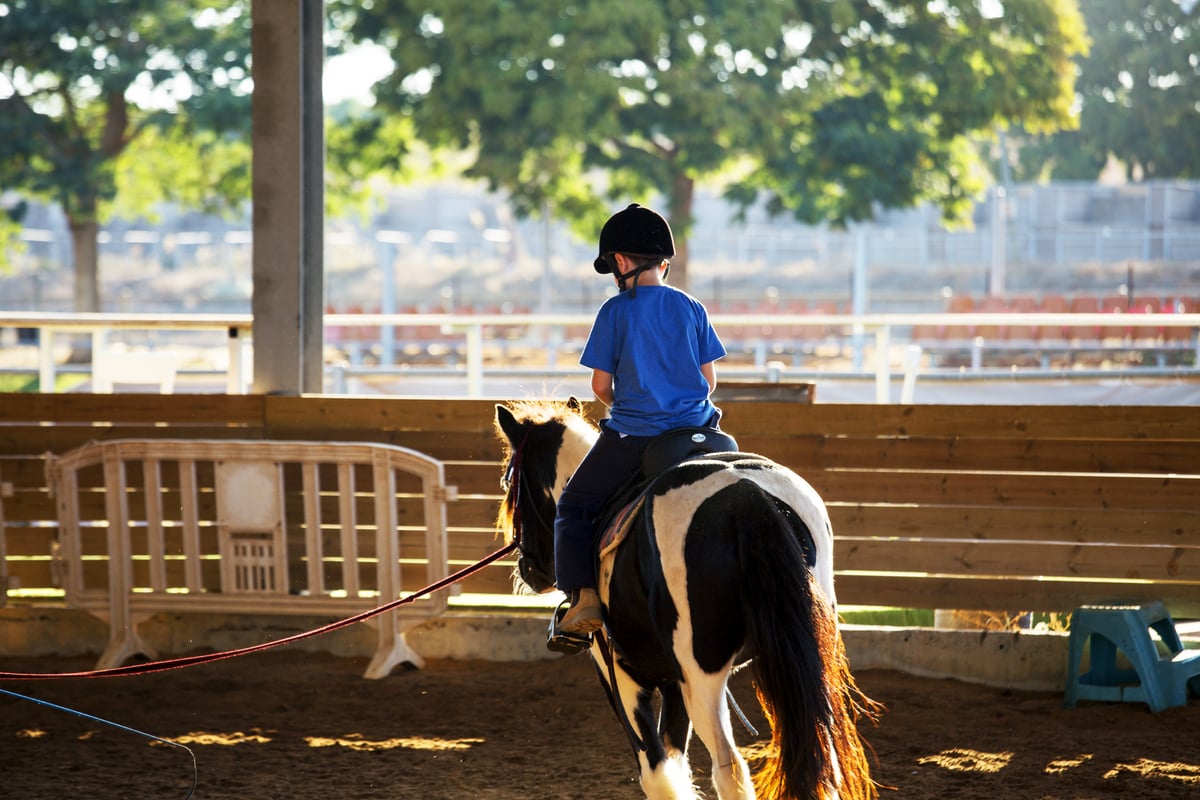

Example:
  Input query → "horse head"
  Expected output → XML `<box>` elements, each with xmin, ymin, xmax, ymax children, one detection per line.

<box><xmin>493</xmin><ymin>398</ymin><xmax>597</xmax><ymax>595</ymax></box>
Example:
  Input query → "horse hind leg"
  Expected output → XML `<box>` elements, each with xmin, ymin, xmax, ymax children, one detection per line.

<box><xmin>681</xmin><ymin>667</ymin><xmax>755</xmax><ymax>800</ymax></box>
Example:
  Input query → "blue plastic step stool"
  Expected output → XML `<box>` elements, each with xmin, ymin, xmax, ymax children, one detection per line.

<box><xmin>1065</xmin><ymin>601</ymin><xmax>1200</xmax><ymax>713</ymax></box>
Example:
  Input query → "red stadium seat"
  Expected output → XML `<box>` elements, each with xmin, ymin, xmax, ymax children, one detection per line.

<box><xmin>1038</xmin><ymin>294</ymin><xmax>1070</xmax><ymax>344</ymax></box>
<box><xmin>1005</xmin><ymin>296</ymin><xmax>1040</xmax><ymax>343</ymax></box>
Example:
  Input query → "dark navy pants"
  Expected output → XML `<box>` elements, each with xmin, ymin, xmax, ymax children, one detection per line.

<box><xmin>553</xmin><ymin>420</ymin><xmax>652</xmax><ymax>593</ymax></box>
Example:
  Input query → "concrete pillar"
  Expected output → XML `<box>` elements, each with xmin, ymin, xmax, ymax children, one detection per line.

<box><xmin>250</xmin><ymin>0</ymin><xmax>325</xmax><ymax>394</ymax></box>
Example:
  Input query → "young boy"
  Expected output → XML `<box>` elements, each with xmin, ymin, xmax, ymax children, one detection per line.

<box><xmin>553</xmin><ymin>203</ymin><xmax>727</xmax><ymax>638</ymax></box>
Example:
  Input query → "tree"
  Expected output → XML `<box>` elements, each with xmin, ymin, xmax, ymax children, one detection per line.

<box><xmin>338</xmin><ymin>0</ymin><xmax>1085</xmax><ymax>289</ymax></box>
<box><xmin>0</xmin><ymin>0</ymin><xmax>252</xmax><ymax>313</ymax></box>
<box><xmin>1015</xmin><ymin>0</ymin><xmax>1199</xmax><ymax>182</ymax></box>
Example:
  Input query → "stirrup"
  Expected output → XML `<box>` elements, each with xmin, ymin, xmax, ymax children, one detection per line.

<box><xmin>547</xmin><ymin>601</ymin><xmax>593</xmax><ymax>655</ymax></box>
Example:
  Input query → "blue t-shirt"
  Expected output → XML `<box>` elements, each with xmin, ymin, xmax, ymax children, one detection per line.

<box><xmin>581</xmin><ymin>285</ymin><xmax>727</xmax><ymax>436</ymax></box>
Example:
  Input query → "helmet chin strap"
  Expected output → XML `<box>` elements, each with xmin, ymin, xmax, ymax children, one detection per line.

<box><xmin>616</xmin><ymin>259</ymin><xmax>664</xmax><ymax>296</ymax></box>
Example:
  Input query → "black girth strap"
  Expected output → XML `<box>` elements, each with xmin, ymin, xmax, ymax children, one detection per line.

<box><xmin>594</xmin><ymin>629</ymin><xmax>647</xmax><ymax>753</ymax></box>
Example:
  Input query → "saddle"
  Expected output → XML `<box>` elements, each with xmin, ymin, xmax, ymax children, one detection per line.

<box><xmin>547</xmin><ymin>426</ymin><xmax>739</xmax><ymax>656</ymax></box>
<box><xmin>640</xmin><ymin>426</ymin><xmax>740</xmax><ymax>479</ymax></box>
<box><xmin>596</xmin><ymin>426</ymin><xmax>740</xmax><ymax>555</ymax></box>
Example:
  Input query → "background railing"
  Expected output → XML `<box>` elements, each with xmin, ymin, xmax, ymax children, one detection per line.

<box><xmin>1</xmin><ymin>310</ymin><xmax>1198</xmax><ymax>402</ymax></box>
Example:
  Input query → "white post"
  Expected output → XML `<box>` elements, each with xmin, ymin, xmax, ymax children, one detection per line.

<box><xmin>874</xmin><ymin>325</ymin><xmax>890</xmax><ymax>404</ymax></box>
<box><xmin>852</xmin><ymin>231</ymin><xmax>869</xmax><ymax>371</ymax></box>
<box><xmin>989</xmin><ymin>185</ymin><xmax>1007</xmax><ymax>297</ymax></box>
<box><xmin>380</xmin><ymin>241</ymin><xmax>396</xmax><ymax>365</ymax></box>
<box><xmin>39</xmin><ymin>327</ymin><xmax>57</xmax><ymax>392</ymax></box>
<box><xmin>900</xmin><ymin>345</ymin><xmax>922</xmax><ymax>404</ymax></box>
<box><xmin>465</xmin><ymin>323</ymin><xmax>484</xmax><ymax>397</ymax></box>
<box><xmin>226</xmin><ymin>326</ymin><xmax>247</xmax><ymax>394</ymax></box>
<box><xmin>91</xmin><ymin>328</ymin><xmax>109</xmax><ymax>392</ymax></box>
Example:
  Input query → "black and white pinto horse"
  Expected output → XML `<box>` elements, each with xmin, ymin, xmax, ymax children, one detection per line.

<box><xmin>494</xmin><ymin>399</ymin><xmax>876</xmax><ymax>800</ymax></box>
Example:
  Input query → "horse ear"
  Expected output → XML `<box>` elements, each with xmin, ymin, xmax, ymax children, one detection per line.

<box><xmin>495</xmin><ymin>404</ymin><xmax>522</xmax><ymax>443</ymax></box>
<box><xmin>566</xmin><ymin>396</ymin><xmax>582</xmax><ymax>412</ymax></box>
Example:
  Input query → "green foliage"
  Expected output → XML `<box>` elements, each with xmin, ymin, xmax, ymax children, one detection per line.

<box><xmin>0</xmin><ymin>369</ymin><xmax>85</xmax><ymax>393</ymax></box>
<box><xmin>0</xmin><ymin>371</ymin><xmax>38</xmax><ymax>392</ymax></box>
<box><xmin>325</xmin><ymin>102</ymin><xmax>425</xmax><ymax>219</ymax></box>
<box><xmin>337</xmin><ymin>0</ymin><xmax>1086</xmax><ymax>259</ymax></box>
<box><xmin>735</xmin><ymin>0</ymin><xmax>1086</xmax><ymax>226</ymax></box>
<box><xmin>111</xmin><ymin>123</ymin><xmax>252</xmax><ymax>221</ymax></box>
<box><xmin>0</xmin><ymin>203</ymin><xmax>23</xmax><ymax>273</ymax></box>
<box><xmin>1015</xmin><ymin>0</ymin><xmax>1200</xmax><ymax>181</ymax></box>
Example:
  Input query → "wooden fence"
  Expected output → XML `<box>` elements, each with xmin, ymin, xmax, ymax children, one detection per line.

<box><xmin>2</xmin><ymin>393</ymin><xmax>1198</xmax><ymax>620</ymax></box>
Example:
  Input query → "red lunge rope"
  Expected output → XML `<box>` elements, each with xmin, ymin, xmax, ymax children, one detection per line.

<box><xmin>0</xmin><ymin>542</ymin><xmax>516</xmax><ymax>681</ymax></box>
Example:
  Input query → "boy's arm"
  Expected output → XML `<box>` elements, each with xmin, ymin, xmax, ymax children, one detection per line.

<box><xmin>591</xmin><ymin>368</ymin><xmax>615</xmax><ymax>407</ymax></box>
<box><xmin>701</xmin><ymin>362</ymin><xmax>717</xmax><ymax>395</ymax></box>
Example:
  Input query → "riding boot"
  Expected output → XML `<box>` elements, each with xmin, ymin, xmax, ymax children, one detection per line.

<box><xmin>556</xmin><ymin>588</ymin><xmax>603</xmax><ymax>635</ymax></box>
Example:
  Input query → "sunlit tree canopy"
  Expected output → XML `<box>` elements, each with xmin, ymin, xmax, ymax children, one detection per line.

<box><xmin>337</xmin><ymin>0</ymin><xmax>1086</xmax><ymax>286</ymax></box>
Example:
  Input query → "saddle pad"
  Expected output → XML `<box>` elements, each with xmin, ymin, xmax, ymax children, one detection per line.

<box><xmin>598</xmin><ymin>496</ymin><xmax>646</xmax><ymax>561</ymax></box>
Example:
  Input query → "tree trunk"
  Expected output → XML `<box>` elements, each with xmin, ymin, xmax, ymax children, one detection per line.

<box><xmin>667</xmin><ymin>172</ymin><xmax>695</xmax><ymax>292</ymax></box>
<box><xmin>62</xmin><ymin>205</ymin><xmax>101</xmax><ymax>367</ymax></box>
<box><xmin>69</xmin><ymin>213</ymin><xmax>101</xmax><ymax>313</ymax></box>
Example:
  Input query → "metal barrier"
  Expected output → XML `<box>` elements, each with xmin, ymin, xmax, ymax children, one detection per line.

<box><xmin>46</xmin><ymin>438</ymin><xmax>456</xmax><ymax>678</ymax></box>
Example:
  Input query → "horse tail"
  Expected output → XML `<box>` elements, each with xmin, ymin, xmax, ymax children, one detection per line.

<box><xmin>738</xmin><ymin>489</ymin><xmax>877</xmax><ymax>800</ymax></box>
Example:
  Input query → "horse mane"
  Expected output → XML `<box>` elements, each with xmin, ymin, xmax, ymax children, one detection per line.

<box><xmin>493</xmin><ymin>397</ymin><xmax>596</xmax><ymax>461</ymax></box>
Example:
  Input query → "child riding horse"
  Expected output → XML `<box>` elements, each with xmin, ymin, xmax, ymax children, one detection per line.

<box><xmin>496</xmin><ymin>399</ymin><xmax>877</xmax><ymax>800</ymax></box>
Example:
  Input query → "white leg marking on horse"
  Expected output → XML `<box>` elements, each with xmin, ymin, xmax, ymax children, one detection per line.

<box><xmin>640</xmin><ymin>755</ymin><xmax>698</xmax><ymax>800</ymax></box>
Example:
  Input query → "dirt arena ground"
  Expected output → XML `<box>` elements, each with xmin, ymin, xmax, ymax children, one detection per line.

<box><xmin>1</xmin><ymin>650</ymin><xmax>1197</xmax><ymax>799</ymax></box>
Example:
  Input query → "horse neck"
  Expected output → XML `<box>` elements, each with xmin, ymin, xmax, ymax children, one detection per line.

<box><xmin>552</xmin><ymin>416</ymin><xmax>598</xmax><ymax>499</ymax></box>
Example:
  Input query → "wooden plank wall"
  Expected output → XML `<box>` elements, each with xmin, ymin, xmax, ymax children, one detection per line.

<box><xmin>2</xmin><ymin>394</ymin><xmax>1198</xmax><ymax>617</ymax></box>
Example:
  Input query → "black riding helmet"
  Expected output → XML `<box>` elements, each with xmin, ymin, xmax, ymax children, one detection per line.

<box><xmin>593</xmin><ymin>203</ymin><xmax>675</xmax><ymax>276</ymax></box>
